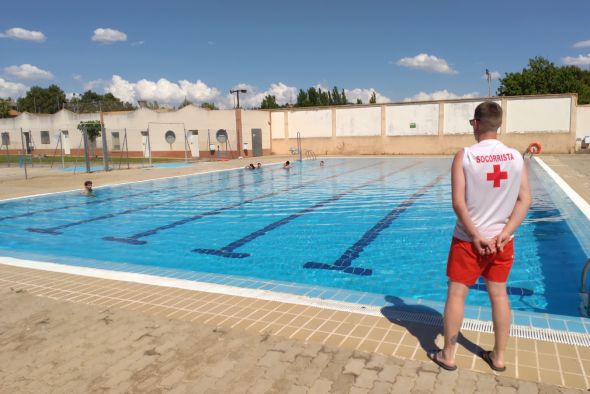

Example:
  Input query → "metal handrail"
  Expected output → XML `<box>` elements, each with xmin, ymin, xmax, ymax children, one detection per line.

<box><xmin>296</xmin><ymin>132</ymin><xmax>302</xmax><ymax>162</ymax></box>
<box><xmin>580</xmin><ymin>258</ymin><xmax>590</xmax><ymax>317</ymax></box>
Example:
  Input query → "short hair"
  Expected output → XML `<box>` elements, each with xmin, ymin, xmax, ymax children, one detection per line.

<box><xmin>84</xmin><ymin>180</ymin><xmax>92</xmax><ymax>186</ymax></box>
<box><xmin>474</xmin><ymin>101</ymin><xmax>502</xmax><ymax>131</ymax></box>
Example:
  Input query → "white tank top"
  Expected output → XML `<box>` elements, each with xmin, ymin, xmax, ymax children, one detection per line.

<box><xmin>453</xmin><ymin>139</ymin><xmax>523</xmax><ymax>241</ymax></box>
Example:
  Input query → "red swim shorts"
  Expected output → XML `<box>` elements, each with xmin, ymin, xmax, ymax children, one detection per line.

<box><xmin>446</xmin><ymin>237</ymin><xmax>514</xmax><ymax>286</ymax></box>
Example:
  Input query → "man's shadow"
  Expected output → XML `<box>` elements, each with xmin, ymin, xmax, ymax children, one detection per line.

<box><xmin>380</xmin><ymin>295</ymin><xmax>484</xmax><ymax>356</ymax></box>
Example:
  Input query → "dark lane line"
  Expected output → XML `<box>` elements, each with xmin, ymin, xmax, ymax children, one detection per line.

<box><xmin>2</xmin><ymin>169</ymin><xmax>250</xmax><ymax>223</ymax></box>
<box><xmin>102</xmin><ymin>162</ymin><xmax>385</xmax><ymax>245</ymax></box>
<box><xmin>27</xmin><ymin>173</ymin><xmax>261</xmax><ymax>235</ymax></box>
<box><xmin>304</xmin><ymin>171</ymin><xmax>448</xmax><ymax>276</ymax></box>
<box><xmin>193</xmin><ymin>162</ymin><xmax>422</xmax><ymax>258</ymax></box>
<box><xmin>26</xmin><ymin>163</ymin><xmax>328</xmax><ymax>235</ymax></box>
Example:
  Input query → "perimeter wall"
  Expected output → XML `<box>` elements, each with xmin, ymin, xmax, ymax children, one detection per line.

<box><xmin>269</xmin><ymin>94</ymin><xmax>578</xmax><ymax>155</ymax></box>
<box><xmin>0</xmin><ymin>94</ymin><xmax>583</xmax><ymax>158</ymax></box>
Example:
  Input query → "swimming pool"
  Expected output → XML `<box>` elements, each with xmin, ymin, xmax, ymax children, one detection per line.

<box><xmin>1</xmin><ymin>158</ymin><xmax>588</xmax><ymax>319</ymax></box>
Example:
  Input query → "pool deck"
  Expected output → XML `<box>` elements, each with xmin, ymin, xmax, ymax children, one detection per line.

<box><xmin>1</xmin><ymin>154</ymin><xmax>589</xmax><ymax>393</ymax></box>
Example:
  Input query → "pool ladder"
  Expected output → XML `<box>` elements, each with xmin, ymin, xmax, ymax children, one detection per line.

<box><xmin>580</xmin><ymin>258</ymin><xmax>590</xmax><ymax>317</ymax></box>
<box><xmin>305</xmin><ymin>150</ymin><xmax>317</xmax><ymax>160</ymax></box>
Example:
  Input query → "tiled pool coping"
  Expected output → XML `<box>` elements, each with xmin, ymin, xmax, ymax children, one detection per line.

<box><xmin>2</xmin><ymin>256</ymin><xmax>589</xmax><ymax>345</ymax></box>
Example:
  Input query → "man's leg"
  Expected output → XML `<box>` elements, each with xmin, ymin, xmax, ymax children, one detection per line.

<box><xmin>440</xmin><ymin>280</ymin><xmax>469</xmax><ymax>364</ymax></box>
<box><xmin>485</xmin><ymin>279</ymin><xmax>510</xmax><ymax>368</ymax></box>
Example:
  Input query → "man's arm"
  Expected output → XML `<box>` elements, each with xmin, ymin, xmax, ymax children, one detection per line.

<box><xmin>496</xmin><ymin>162</ymin><xmax>532</xmax><ymax>251</ymax></box>
<box><xmin>451</xmin><ymin>149</ymin><xmax>494</xmax><ymax>255</ymax></box>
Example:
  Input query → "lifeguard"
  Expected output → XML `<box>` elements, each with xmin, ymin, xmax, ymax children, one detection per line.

<box><xmin>429</xmin><ymin>101</ymin><xmax>532</xmax><ymax>373</ymax></box>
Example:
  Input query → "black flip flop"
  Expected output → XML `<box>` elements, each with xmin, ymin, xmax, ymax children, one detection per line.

<box><xmin>481</xmin><ymin>350</ymin><xmax>506</xmax><ymax>372</ymax></box>
<box><xmin>427</xmin><ymin>350</ymin><xmax>457</xmax><ymax>371</ymax></box>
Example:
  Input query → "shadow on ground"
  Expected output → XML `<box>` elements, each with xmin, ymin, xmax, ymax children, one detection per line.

<box><xmin>380</xmin><ymin>295</ymin><xmax>485</xmax><ymax>357</ymax></box>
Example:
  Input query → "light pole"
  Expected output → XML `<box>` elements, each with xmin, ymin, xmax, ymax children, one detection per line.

<box><xmin>485</xmin><ymin>69</ymin><xmax>492</xmax><ymax>97</ymax></box>
<box><xmin>230</xmin><ymin>89</ymin><xmax>247</xmax><ymax>108</ymax></box>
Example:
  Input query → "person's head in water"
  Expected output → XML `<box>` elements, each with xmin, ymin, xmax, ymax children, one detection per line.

<box><xmin>249</xmin><ymin>163</ymin><xmax>255</xmax><ymax>169</ymax></box>
<box><xmin>83</xmin><ymin>180</ymin><xmax>93</xmax><ymax>195</ymax></box>
<box><xmin>257</xmin><ymin>163</ymin><xmax>261</xmax><ymax>169</ymax></box>
<box><xmin>283</xmin><ymin>160</ymin><xmax>291</xmax><ymax>168</ymax></box>
<box><xmin>470</xmin><ymin>101</ymin><xmax>502</xmax><ymax>142</ymax></box>
<box><xmin>320</xmin><ymin>160</ymin><xmax>325</xmax><ymax>167</ymax></box>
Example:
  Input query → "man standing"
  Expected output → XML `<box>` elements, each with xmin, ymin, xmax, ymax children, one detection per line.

<box><xmin>429</xmin><ymin>101</ymin><xmax>531</xmax><ymax>372</ymax></box>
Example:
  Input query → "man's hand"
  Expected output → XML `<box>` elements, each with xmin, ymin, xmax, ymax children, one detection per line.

<box><xmin>495</xmin><ymin>231</ymin><xmax>512</xmax><ymax>252</ymax></box>
<box><xmin>472</xmin><ymin>234</ymin><xmax>496</xmax><ymax>256</ymax></box>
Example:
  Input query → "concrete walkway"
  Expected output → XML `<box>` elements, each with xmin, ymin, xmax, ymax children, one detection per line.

<box><xmin>0</xmin><ymin>286</ymin><xmax>585</xmax><ymax>394</ymax></box>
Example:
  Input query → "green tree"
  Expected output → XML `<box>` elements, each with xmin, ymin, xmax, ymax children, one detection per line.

<box><xmin>356</xmin><ymin>98</ymin><xmax>363</xmax><ymax>104</ymax></box>
<box><xmin>331</xmin><ymin>87</ymin><xmax>341</xmax><ymax>105</ymax></box>
<box><xmin>201</xmin><ymin>102</ymin><xmax>218</xmax><ymax>110</ymax></box>
<box><xmin>319</xmin><ymin>89</ymin><xmax>330</xmax><ymax>106</ymax></box>
<box><xmin>17</xmin><ymin>84</ymin><xmax>66</xmax><ymax>114</ymax></box>
<box><xmin>369</xmin><ymin>91</ymin><xmax>377</xmax><ymax>104</ymax></box>
<box><xmin>296</xmin><ymin>89</ymin><xmax>308</xmax><ymax>107</ymax></box>
<box><xmin>0</xmin><ymin>100</ymin><xmax>9</xmax><ymax>118</ymax></box>
<box><xmin>498</xmin><ymin>56</ymin><xmax>590</xmax><ymax>104</ymax></box>
<box><xmin>308</xmin><ymin>87</ymin><xmax>320</xmax><ymax>106</ymax></box>
<box><xmin>260</xmin><ymin>95</ymin><xmax>279</xmax><ymax>109</ymax></box>
<box><xmin>77</xmin><ymin>120</ymin><xmax>102</xmax><ymax>143</ymax></box>
<box><xmin>179</xmin><ymin>98</ymin><xmax>193</xmax><ymax>109</ymax></box>
<box><xmin>68</xmin><ymin>90</ymin><xmax>135</xmax><ymax>112</ymax></box>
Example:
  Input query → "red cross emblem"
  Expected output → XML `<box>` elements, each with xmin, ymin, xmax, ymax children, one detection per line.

<box><xmin>487</xmin><ymin>164</ymin><xmax>508</xmax><ymax>188</ymax></box>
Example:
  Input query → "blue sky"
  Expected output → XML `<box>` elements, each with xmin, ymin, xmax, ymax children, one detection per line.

<box><xmin>1</xmin><ymin>0</ymin><xmax>589</xmax><ymax>108</ymax></box>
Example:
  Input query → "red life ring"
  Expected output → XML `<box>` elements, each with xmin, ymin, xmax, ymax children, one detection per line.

<box><xmin>527</xmin><ymin>142</ymin><xmax>542</xmax><ymax>155</ymax></box>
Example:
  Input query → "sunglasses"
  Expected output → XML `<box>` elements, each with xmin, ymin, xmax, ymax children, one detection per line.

<box><xmin>469</xmin><ymin>118</ymin><xmax>479</xmax><ymax>126</ymax></box>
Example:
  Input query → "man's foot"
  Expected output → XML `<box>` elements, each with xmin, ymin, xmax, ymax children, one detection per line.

<box><xmin>480</xmin><ymin>350</ymin><xmax>506</xmax><ymax>372</ymax></box>
<box><xmin>427</xmin><ymin>349</ymin><xmax>457</xmax><ymax>371</ymax></box>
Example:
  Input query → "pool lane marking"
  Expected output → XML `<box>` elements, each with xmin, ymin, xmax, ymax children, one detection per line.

<box><xmin>470</xmin><ymin>282</ymin><xmax>533</xmax><ymax>296</ymax></box>
<box><xmin>193</xmin><ymin>162</ymin><xmax>423</xmax><ymax>258</ymax></box>
<box><xmin>26</xmin><ymin>163</ymin><xmax>328</xmax><ymax>235</ymax></box>
<box><xmin>3</xmin><ymin>169</ymin><xmax>253</xmax><ymax>223</ymax></box>
<box><xmin>4</xmin><ymin>161</ymin><xmax>318</xmax><ymax>222</ymax></box>
<box><xmin>26</xmin><ymin>172</ymin><xmax>263</xmax><ymax>235</ymax></box>
<box><xmin>102</xmin><ymin>161</ymin><xmax>386</xmax><ymax>245</ymax></box>
<box><xmin>304</xmin><ymin>170</ymin><xmax>449</xmax><ymax>276</ymax></box>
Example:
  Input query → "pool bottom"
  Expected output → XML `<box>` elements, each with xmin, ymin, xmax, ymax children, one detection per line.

<box><xmin>2</xmin><ymin>255</ymin><xmax>589</xmax><ymax>346</ymax></box>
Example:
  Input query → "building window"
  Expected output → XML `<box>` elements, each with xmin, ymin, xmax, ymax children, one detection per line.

<box><xmin>1</xmin><ymin>132</ymin><xmax>9</xmax><ymax>146</ymax></box>
<box><xmin>111</xmin><ymin>132</ymin><xmax>120</xmax><ymax>150</ymax></box>
<box><xmin>165</xmin><ymin>130</ymin><xmax>176</xmax><ymax>144</ymax></box>
<box><xmin>40</xmin><ymin>130</ymin><xmax>50</xmax><ymax>144</ymax></box>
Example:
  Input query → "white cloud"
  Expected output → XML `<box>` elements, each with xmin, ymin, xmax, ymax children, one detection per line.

<box><xmin>344</xmin><ymin>88</ymin><xmax>391</xmax><ymax>104</ymax></box>
<box><xmin>396</xmin><ymin>53</ymin><xmax>458</xmax><ymax>74</ymax></box>
<box><xmin>73</xmin><ymin>74</ymin><xmax>82</xmax><ymax>81</ymax></box>
<box><xmin>83</xmin><ymin>78</ymin><xmax>108</xmax><ymax>92</ymax></box>
<box><xmin>0</xmin><ymin>78</ymin><xmax>28</xmax><ymax>98</ymax></box>
<box><xmin>227</xmin><ymin>82</ymin><xmax>299</xmax><ymax>108</ymax></box>
<box><xmin>86</xmin><ymin>75</ymin><xmax>221</xmax><ymax>105</ymax></box>
<box><xmin>91</xmin><ymin>28</ymin><xmax>127</xmax><ymax>43</ymax></box>
<box><xmin>573</xmin><ymin>40</ymin><xmax>590</xmax><ymax>49</ymax></box>
<box><xmin>481</xmin><ymin>70</ymin><xmax>501</xmax><ymax>80</ymax></box>
<box><xmin>131</xmin><ymin>40</ymin><xmax>145</xmax><ymax>46</ymax></box>
<box><xmin>4</xmin><ymin>64</ymin><xmax>53</xmax><ymax>80</ymax></box>
<box><xmin>403</xmin><ymin>89</ymin><xmax>479</xmax><ymax>102</ymax></box>
<box><xmin>0</xmin><ymin>27</ymin><xmax>46</xmax><ymax>42</ymax></box>
<box><xmin>562</xmin><ymin>54</ymin><xmax>590</xmax><ymax>67</ymax></box>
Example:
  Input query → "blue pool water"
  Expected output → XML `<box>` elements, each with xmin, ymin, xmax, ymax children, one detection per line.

<box><xmin>1</xmin><ymin>158</ymin><xmax>588</xmax><ymax>317</ymax></box>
